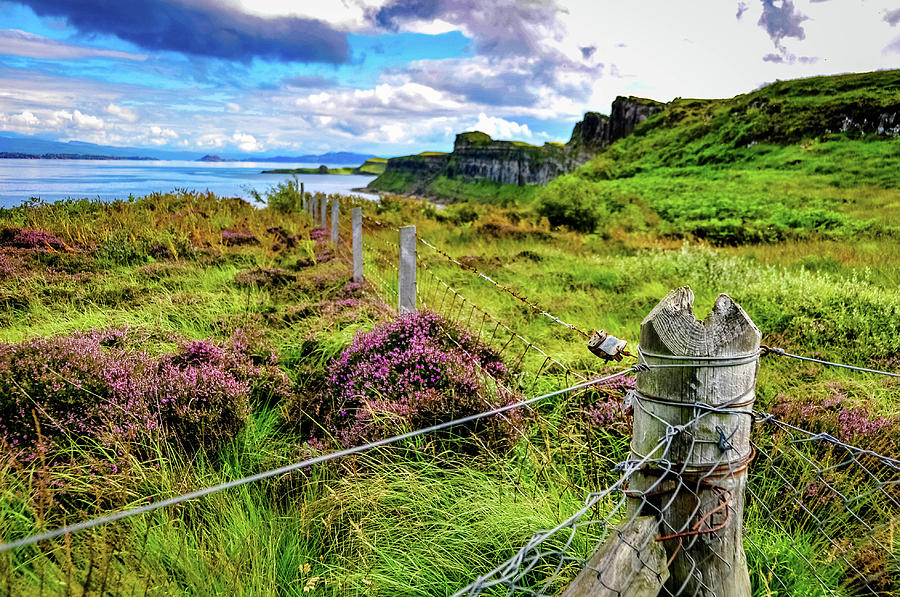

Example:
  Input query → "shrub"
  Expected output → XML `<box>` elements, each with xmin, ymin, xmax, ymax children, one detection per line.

<box><xmin>234</xmin><ymin>267</ymin><xmax>296</xmax><ymax>288</ymax></box>
<box><xmin>0</xmin><ymin>227</ymin><xmax>66</xmax><ymax>250</ymax></box>
<box><xmin>260</xmin><ymin>177</ymin><xmax>303</xmax><ymax>213</ymax></box>
<box><xmin>309</xmin><ymin>311</ymin><xmax>519</xmax><ymax>448</ymax></box>
<box><xmin>96</xmin><ymin>232</ymin><xmax>147</xmax><ymax>265</ymax></box>
<box><xmin>0</xmin><ymin>328</ymin><xmax>291</xmax><ymax>460</ymax></box>
<box><xmin>535</xmin><ymin>177</ymin><xmax>607</xmax><ymax>233</ymax></box>
<box><xmin>221</xmin><ymin>229</ymin><xmax>258</xmax><ymax>246</ymax></box>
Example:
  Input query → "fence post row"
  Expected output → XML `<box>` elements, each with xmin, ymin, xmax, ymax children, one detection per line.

<box><xmin>331</xmin><ymin>198</ymin><xmax>339</xmax><ymax>244</ymax></box>
<box><xmin>565</xmin><ymin>287</ymin><xmax>758</xmax><ymax>597</ymax></box>
<box><xmin>398</xmin><ymin>225</ymin><xmax>416</xmax><ymax>314</ymax></box>
<box><xmin>352</xmin><ymin>208</ymin><xmax>363</xmax><ymax>283</ymax></box>
<box><xmin>320</xmin><ymin>196</ymin><xmax>327</xmax><ymax>229</ymax></box>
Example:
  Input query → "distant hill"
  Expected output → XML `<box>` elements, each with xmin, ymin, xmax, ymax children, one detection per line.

<box><xmin>0</xmin><ymin>133</ymin><xmax>376</xmax><ymax>164</ymax></box>
<box><xmin>0</xmin><ymin>152</ymin><xmax>154</xmax><ymax>160</ymax></box>
<box><xmin>0</xmin><ymin>133</ymin><xmax>197</xmax><ymax>161</ymax></box>
<box><xmin>369</xmin><ymin>69</ymin><xmax>900</xmax><ymax>206</ymax></box>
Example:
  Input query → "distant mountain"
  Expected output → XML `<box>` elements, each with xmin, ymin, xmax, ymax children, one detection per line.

<box><xmin>244</xmin><ymin>152</ymin><xmax>376</xmax><ymax>164</ymax></box>
<box><xmin>0</xmin><ymin>133</ymin><xmax>196</xmax><ymax>160</ymax></box>
<box><xmin>0</xmin><ymin>132</ymin><xmax>375</xmax><ymax>164</ymax></box>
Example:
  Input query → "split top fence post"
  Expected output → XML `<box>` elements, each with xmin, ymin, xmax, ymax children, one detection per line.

<box><xmin>629</xmin><ymin>286</ymin><xmax>759</xmax><ymax>597</ymax></box>
<box><xmin>399</xmin><ymin>225</ymin><xmax>416</xmax><ymax>314</ymax></box>
<box><xmin>320</xmin><ymin>196</ymin><xmax>327</xmax><ymax>229</ymax></box>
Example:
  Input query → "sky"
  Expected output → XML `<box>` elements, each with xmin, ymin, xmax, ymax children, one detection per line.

<box><xmin>0</xmin><ymin>0</ymin><xmax>898</xmax><ymax>157</ymax></box>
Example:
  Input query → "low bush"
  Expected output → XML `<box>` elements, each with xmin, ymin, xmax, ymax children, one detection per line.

<box><xmin>304</xmin><ymin>311</ymin><xmax>520</xmax><ymax>448</ymax></box>
<box><xmin>0</xmin><ymin>227</ymin><xmax>67</xmax><ymax>250</ymax></box>
<box><xmin>0</xmin><ymin>328</ymin><xmax>292</xmax><ymax>460</ymax></box>
<box><xmin>535</xmin><ymin>176</ymin><xmax>607</xmax><ymax>233</ymax></box>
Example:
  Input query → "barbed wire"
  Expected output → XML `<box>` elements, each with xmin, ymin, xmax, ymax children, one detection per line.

<box><xmin>419</xmin><ymin>263</ymin><xmax>588</xmax><ymax>385</ymax></box>
<box><xmin>417</xmin><ymin>236</ymin><xmax>592</xmax><ymax>340</ymax></box>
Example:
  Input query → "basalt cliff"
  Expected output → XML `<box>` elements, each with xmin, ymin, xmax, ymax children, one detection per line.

<box><xmin>368</xmin><ymin>96</ymin><xmax>665</xmax><ymax>194</ymax></box>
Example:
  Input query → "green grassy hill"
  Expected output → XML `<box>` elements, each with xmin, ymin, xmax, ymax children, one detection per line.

<box><xmin>531</xmin><ymin>70</ymin><xmax>900</xmax><ymax>243</ymax></box>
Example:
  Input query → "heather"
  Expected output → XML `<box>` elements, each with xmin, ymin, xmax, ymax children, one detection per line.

<box><xmin>301</xmin><ymin>310</ymin><xmax>518</xmax><ymax>447</ymax></box>
<box><xmin>0</xmin><ymin>327</ymin><xmax>291</xmax><ymax>459</ymax></box>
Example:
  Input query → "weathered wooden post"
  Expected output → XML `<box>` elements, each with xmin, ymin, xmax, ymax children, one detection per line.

<box><xmin>331</xmin><ymin>197</ymin><xmax>339</xmax><ymax>244</ymax></box>
<box><xmin>352</xmin><ymin>208</ymin><xmax>363</xmax><ymax>283</ymax></box>
<box><xmin>398</xmin><ymin>225</ymin><xmax>416</xmax><ymax>314</ymax></box>
<box><xmin>310</xmin><ymin>194</ymin><xmax>316</xmax><ymax>222</ymax></box>
<box><xmin>300</xmin><ymin>182</ymin><xmax>305</xmax><ymax>210</ymax></box>
<box><xmin>564</xmin><ymin>287</ymin><xmax>758</xmax><ymax>597</ymax></box>
<box><xmin>320</xmin><ymin>196</ymin><xmax>327</xmax><ymax>229</ymax></box>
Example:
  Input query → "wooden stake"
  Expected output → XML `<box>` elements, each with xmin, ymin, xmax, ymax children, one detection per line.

<box><xmin>399</xmin><ymin>225</ymin><xmax>416</xmax><ymax>314</ymax></box>
<box><xmin>352</xmin><ymin>208</ymin><xmax>363</xmax><ymax>283</ymax></box>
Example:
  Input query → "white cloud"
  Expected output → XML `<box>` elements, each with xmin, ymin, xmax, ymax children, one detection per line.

<box><xmin>297</xmin><ymin>82</ymin><xmax>462</xmax><ymax>116</ymax></box>
<box><xmin>147</xmin><ymin>125</ymin><xmax>178</xmax><ymax>145</ymax></box>
<box><xmin>72</xmin><ymin>110</ymin><xmax>105</xmax><ymax>130</ymax></box>
<box><xmin>470</xmin><ymin>113</ymin><xmax>533</xmax><ymax>140</ymax></box>
<box><xmin>106</xmin><ymin>103</ymin><xmax>138</xmax><ymax>122</ymax></box>
<box><xmin>232</xmin><ymin>132</ymin><xmax>262</xmax><ymax>152</ymax></box>
<box><xmin>10</xmin><ymin>110</ymin><xmax>40</xmax><ymax>127</ymax></box>
<box><xmin>226</xmin><ymin>102</ymin><xmax>242</xmax><ymax>112</ymax></box>
<box><xmin>197</xmin><ymin>133</ymin><xmax>227</xmax><ymax>148</ymax></box>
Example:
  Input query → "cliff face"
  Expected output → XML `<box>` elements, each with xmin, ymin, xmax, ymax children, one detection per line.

<box><xmin>568</xmin><ymin>97</ymin><xmax>665</xmax><ymax>157</ymax></box>
<box><xmin>446</xmin><ymin>133</ymin><xmax>573</xmax><ymax>186</ymax></box>
<box><xmin>373</xmin><ymin>96</ymin><xmax>663</xmax><ymax>192</ymax></box>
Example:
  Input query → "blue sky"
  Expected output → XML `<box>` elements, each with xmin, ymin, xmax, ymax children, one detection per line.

<box><xmin>0</xmin><ymin>0</ymin><xmax>898</xmax><ymax>157</ymax></box>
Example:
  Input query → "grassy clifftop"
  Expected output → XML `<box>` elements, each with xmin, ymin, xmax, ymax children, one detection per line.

<box><xmin>535</xmin><ymin>69</ymin><xmax>900</xmax><ymax>243</ymax></box>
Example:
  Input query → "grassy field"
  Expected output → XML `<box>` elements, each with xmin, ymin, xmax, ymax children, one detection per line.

<box><xmin>1</xmin><ymin>71</ymin><xmax>899</xmax><ymax>596</ymax></box>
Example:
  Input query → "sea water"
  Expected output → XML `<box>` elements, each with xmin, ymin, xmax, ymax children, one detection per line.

<box><xmin>0</xmin><ymin>159</ymin><xmax>379</xmax><ymax>208</ymax></box>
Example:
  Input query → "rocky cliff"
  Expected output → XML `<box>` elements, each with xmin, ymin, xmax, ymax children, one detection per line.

<box><xmin>370</xmin><ymin>96</ymin><xmax>665</xmax><ymax>193</ymax></box>
<box><xmin>568</xmin><ymin>96</ymin><xmax>665</xmax><ymax>158</ymax></box>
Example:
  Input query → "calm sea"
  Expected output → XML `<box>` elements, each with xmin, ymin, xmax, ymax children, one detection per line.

<box><xmin>0</xmin><ymin>159</ymin><xmax>379</xmax><ymax>208</ymax></box>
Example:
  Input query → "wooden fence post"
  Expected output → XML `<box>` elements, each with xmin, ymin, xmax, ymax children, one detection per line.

<box><xmin>398</xmin><ymin>225</ymin><xmax>416</xmax><ymax>314</ymax></box>
<box><xmin>300</xmin><ymin>182</ymin><xmax>305</xmax><ymax>209</ymax></box>
<box><xmin>352</xmin><ymin>208</ymin><xmax>363</xmax><ymax>283</ymax></box>
<box><xmin>633</xmin><ymin>287</ymin><xmax>757</xmax><ymax>596</ymax></box>
<box><xmin>331</xmin><ymin>198</ymin><xmax>339</xmax><ymax>244</ymax></box>
<box><xmin>320</xmin><ymin>196</ymin><xmax>327</xmax><ymax>229</ymax></box>
<box><xmin>309</xmin><ymin>194</ymin><xmax>316</xmax><ymax>222</ymax></box>
<box><xmin>564</xmin><ymin>287</ymin><xmax>758</xmax><ymax>597</ymax></box>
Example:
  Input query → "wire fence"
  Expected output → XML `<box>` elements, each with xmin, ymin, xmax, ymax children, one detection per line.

<box><xmin>317</xmin><ymin>201</ymin><xmax>900</xmax><ymax>596</ymax></box>
<box><xmin>3</xmin><ymin>196</ymin><xmax>898</xmax><ymax>596</ymax></box>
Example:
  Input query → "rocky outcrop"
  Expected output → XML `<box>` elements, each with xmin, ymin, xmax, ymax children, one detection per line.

<box><xmin>445</xmin><ymin>132</ymin><xmax>573</xmax><ymax>186</ymax></box>
<box><xmin>380</xmin><ymin>152</ymin><xmax>450</xmax><ymax>181</ymax></box>
<box><xmin>567</xmin><ymin>97</ymin><xmax>665</xmax><ymax>159</ymax></box>
<box><xmin>371</xmin><ymin>96</ymin><xmax>666</xmax><ymax>193</ymax></box>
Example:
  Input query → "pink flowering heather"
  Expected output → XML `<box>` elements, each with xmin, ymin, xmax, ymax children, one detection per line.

<box><xmin>770</xmin><ymin>387</ymin><xmax>895</xmax><ymax>447</ymax></box>
<box><xmin>582</xmin><ymin>374</ymin><xmax>635</xmax><ymax>430</ymax></box>
<box><xmin>0</xmin><ymin>227</ymin><xmax>66</xmax><ymax>250</ymax></box>
<box><xmin>221</xmin><ymin>229</ymin><xmax>258</xmax><ymax>246</ymax></box>
<box><xmin>0</xmin><ymin>327</ymin><xmax>292</xmax><ymax>461</ymax></box>
<box><xmin>234</xmin><ymin>267</ymin><xmax>296</xmax><ymax>287</ymax></box>
<box><xmin>315</xmin><ymin>310</ymin><xmax>516</xmax><ymax>447</ymax></box>
<box><xmin>309</xmin><ymin>228</ymin><xmax>328</xmax><ymax>241</ymax></box>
